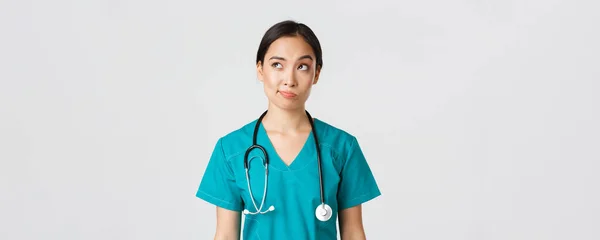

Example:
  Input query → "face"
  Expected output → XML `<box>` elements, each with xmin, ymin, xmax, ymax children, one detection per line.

<box><xmin>257</xmin><ymin>35</ymin><xmax>320</xmax><ymax>111</ymax></box>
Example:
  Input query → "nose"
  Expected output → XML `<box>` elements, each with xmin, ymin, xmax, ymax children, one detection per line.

<box><xmin>282</xmin><ymin>69</ymin><xmax>297</xmax><ymax>87</ymax></box>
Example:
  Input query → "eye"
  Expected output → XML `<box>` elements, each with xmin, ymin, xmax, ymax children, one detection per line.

<box><xmin>271</xmin><ymin>62</ymin><xmax>282</xmax><ymax>69</ymax></box>
<box><xmin>298</xmin><ymin>64</ymin><xmax>309</xmax><ymax>71</ymax></box>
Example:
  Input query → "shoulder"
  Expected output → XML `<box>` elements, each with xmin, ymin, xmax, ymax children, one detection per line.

<box><xmin>313</xmin><ymin>118</ymin><xmax>360</xmax><ymax>156</ymax></box>
<box><xmin>213</xmin><ymin>119</ymin><xmax>258</xmax><ymax>162</ymax></box>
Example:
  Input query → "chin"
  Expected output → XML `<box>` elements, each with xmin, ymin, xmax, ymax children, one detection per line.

<box><xmin>271</xmin><ymin>100</ymin><xmax>305</xmax><ymax>111</ymax></box>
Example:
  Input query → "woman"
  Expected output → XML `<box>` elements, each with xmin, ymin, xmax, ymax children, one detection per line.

<box><xmin>196</xmin><ymin>20</ymin><xmax>381</xmax><ymax>240</ymax></box>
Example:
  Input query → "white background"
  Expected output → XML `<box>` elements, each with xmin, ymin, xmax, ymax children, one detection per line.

<box><xmin>1</xmin><ymin>0</ymin><xmax>599</xmax><ymax>239</ymax></box>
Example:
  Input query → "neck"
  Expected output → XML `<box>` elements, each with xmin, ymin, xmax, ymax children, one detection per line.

<box><xmin>262</xmin><ymin>103</ymin><xmax>311</xmax><ymax>134</ymax></box>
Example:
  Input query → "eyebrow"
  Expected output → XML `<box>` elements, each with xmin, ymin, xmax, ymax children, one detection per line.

<box><xmin>269</xmin><ymin>55</ymin><xmax>313</xmax><ymax>61</ymax></box>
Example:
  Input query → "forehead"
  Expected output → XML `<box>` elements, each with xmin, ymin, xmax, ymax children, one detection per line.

<box><xmin>265</xmin><ymin>35</ymin><xmax>315</xmax><ymax>59</ymax></box>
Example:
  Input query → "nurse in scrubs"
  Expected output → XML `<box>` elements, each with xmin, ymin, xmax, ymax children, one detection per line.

<box><xmin>196</xmin><ymin>20</ymin><xmax>381</xmax><ymax>240</ymax></box>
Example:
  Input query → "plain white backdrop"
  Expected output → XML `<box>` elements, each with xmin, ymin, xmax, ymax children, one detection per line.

<box><xmin>1</xmin><ymin>0</ymin><xmax>599</xmax><ymax>239</ymax></box>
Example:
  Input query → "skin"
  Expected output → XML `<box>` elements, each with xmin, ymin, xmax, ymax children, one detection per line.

<box><xmin>214</xmin><ymin>35</ymin><xmax>366</xmax><ymax>240</ymax></box>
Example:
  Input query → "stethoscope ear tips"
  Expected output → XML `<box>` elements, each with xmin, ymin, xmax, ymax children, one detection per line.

<box><xmin>242</xmin><ymin>206</ymin><xmax>275</xmax><ymax>215</ymax></box>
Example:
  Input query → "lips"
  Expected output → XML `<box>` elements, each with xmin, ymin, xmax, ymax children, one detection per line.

<box><xmin>279</xmin><ymin>90</ymin><xmax>297</xmax><ymax>98</ymax></box>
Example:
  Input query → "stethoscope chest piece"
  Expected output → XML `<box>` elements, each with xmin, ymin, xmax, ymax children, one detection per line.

<box><xmin>315</xmin><ymin>203</ymin><xmax>333</xmax><ymax>222</ymax></box>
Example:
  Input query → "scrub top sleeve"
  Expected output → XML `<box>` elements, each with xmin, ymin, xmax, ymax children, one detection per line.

<box><xmin>196</xmin><ymin>138</ymin><xmax>243</xmax><ymax>211</ymax></box>
<box><xmin>337</xmin><ymin>137</ymin><xmax>382</xmax><ymax>210</ymax></box>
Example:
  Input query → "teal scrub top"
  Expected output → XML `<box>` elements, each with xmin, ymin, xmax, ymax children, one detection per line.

<box><xmin>196</xmin><ymin>118</ymin><xmax>381</xmax><ymax>240</ymax></box>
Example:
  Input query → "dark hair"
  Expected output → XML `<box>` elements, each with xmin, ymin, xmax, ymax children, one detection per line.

<box><xmin>256</xmin><ymin>20</ymin><xmax>323</xmax><ymax>70</ymax></box>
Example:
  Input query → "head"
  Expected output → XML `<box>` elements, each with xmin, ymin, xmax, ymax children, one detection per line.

<box><xmin>256</xmin><ymin>20</ymin><xmax>323</xmax><ymax>111</ymax></box>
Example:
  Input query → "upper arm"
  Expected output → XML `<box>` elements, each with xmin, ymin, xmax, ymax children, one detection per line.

<box><xmin>196</xmin><ymin>138</ymin><xmax>243</xmax><ymax>211</ymax></box>
<box><xmin>196</xmin><ymin>138</ymin><xmax>244</xmax><ymax>238</ymax></box>
<box><xmin>215</xmin><ymin>207</ymin><xmax>241</xmax><ymax>240</ymax></box>
<box><xmin>338</xmin><ymin>204</ymin><xmax>366</xmax><ymax>240</ymax></box>
<box><xmin>336</xmin><ymin>137</ymin><xmax>381</xmax><ymax>239</ymax></box>
<box><xmin>337</xmin><ymin>137</ymin><xmax>381</xmax><ymax>210</ymax></box>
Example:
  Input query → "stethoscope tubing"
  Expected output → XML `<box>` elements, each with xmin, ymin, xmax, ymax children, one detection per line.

<box><xmin>243</xmin><ymin>110</ymin><xmax>325</xmax><ymax>207</ymax></box>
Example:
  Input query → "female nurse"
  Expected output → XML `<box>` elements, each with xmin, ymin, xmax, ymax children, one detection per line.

<box><xmin>196</xmin><ymin>20</ymin><xmax>381</xmax><ymax>240</ymax></box>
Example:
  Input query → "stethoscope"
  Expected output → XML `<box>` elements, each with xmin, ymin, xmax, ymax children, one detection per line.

<box><xmin>242</xmin><ymin>110</ymin><xmax>333</xmax><ymax>222</ymax></box>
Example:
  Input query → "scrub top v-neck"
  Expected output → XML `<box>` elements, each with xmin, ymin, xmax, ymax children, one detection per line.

<box><xmin>196</xmin><ymin>118</ymin><xmax>381</xmax><ymax>240</ymax></box>
<box><xmin>255</xmin><ymin>121</ymin><xmax>316</xmax><ymax>171</ymax></box>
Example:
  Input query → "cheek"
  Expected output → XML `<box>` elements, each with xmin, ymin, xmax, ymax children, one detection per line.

<box><xmin>261</xmin><ymin>76</ymin><xmax>279</xmax><ymax>94</ymax></box>
<box><xmin>297</xmin><ymin>73</ymin><xmax>315</xmax><ymax>85</ymax></box>
<box><xmin>263</xmin><ymin>72</ymin><xmax>281</xmax><ymax>87</ymax></box>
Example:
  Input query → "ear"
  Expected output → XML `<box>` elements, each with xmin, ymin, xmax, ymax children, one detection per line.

<box><xmin>256</xmin><ymin>61</ymin><xmax>264</xmax><ymax>82</ymax></box>
<box><xmin>313</xmin><ymin>66</ymin><xmax>321</xmax><ymax>85</ymax></box>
